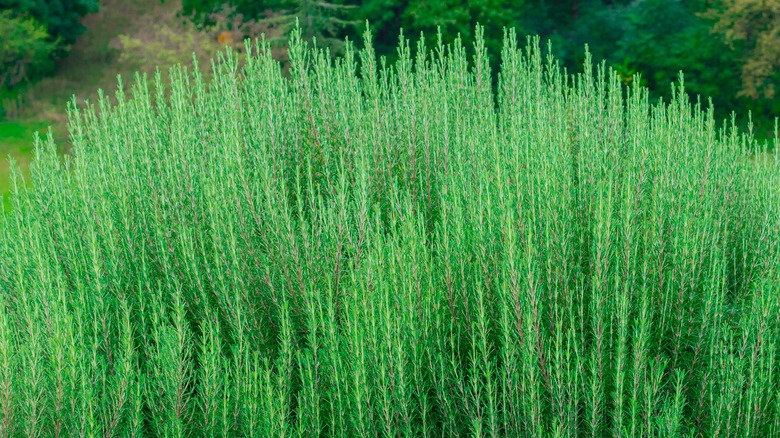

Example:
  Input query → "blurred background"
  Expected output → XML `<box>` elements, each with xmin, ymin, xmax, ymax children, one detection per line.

<box><xmin>0</xmin><ymin>0</ymin><xmax>778</xmax><ymax>196</ymax></box>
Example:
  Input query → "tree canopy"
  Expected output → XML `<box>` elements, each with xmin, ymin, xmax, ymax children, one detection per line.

<box><xmin>0</xmin><ymin>0</ymin><xmax>99</xmax><ymax>91</ymax></box>
<box><xmin>0</xmin><ymin>0</ymin><xmax>99</xmax><ymax>44</ymax></box>
<box><xmin>0</xmin><ymin>10</ymin><xmax>58</xmax><ymax>89</ymax></box>
<box><xmin>705</xmin><ymin>0</ymin><xmax>780</xmax><ymax>100</ymax></box>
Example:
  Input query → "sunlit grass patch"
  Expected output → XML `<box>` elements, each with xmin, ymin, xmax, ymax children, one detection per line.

<box><xmin>0</xmin><ymin>121</ymin><xmax>51</xmax><ymax>210</ymax></box>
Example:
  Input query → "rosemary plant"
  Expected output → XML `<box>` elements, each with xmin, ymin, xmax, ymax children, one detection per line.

<box><xmin>0</xmin><ymin>25</ymin><xmax>778</xmax><ymax>437</ymax></box>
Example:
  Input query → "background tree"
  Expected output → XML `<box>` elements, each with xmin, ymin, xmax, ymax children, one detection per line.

<box><xmin>548</xmin><ymin>0</ymin><xmax>744</xmax><ymax>124</ymax></box>
<box><xmin>704</xmin><ymin>0</ymin><xmax>780</xmax><ymax>101</ymax></box>
<box><xmin>522</xmin><ymin>0</ymin><xmax>776</xmax><ymax>138</ymax></box>
<box><xmin>182</xmin><ymin>0</ymin><xmax>286</xmax><ymax>18</ymax></box>
<box><xmin>0</xmin><ymin>10</ymin><xmax>58</xmax><ymax>89</ymax></box>
<box><xmin>0</xmin><ymin>0</ymin><xmax>99</xmax><ymax>45</ymax></box>
<box><xmin>356</xmin><ymin>0</ymin><xmax>524</xmax><ymax>64</ymax></box>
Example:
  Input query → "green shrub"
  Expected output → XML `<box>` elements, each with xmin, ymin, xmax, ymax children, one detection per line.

<box><xmin>0</xmin><ymin>0</ymin><xmax>98</xmax><ymax>45</ymax></box>
<box><xmin>0</xmin><ymin>26</ymin><xmax>779</xmax><ymax>436</ymax></box>
<box><xmin>0</xmin><ymin>11</ymin><xmax>58</xmax><ymax>89</ymax></box>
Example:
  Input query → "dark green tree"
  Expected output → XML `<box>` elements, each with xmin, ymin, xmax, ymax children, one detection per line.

<box><xmin>0</xmin><ymin>10</ymin><xmax>57</xmax><ymax>88</ymax></box>
<box><xmin>523</xmin><ymin>0</ymin><xmax>772</xmax><ymax>137</ymax></box>
<box><xmin>182</xmin><ymin>0</ymin><xmax>288</xmax><ymax>19</ymax></box>
<box><xmin>0</xmin><ymin>0</ymin><xmax>99</xmax><ymax>45</ymax></box>
<box><xmin>357</xmin><ymin>0</ymin><xmax>525</xmax><ymax>62</ymax></box>
<box><xmin>704</xmin><ymin>0</ymin><xmax>780</xmax><ymax>101</ymax></box>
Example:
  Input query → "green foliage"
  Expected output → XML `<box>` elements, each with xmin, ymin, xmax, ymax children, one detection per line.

<box><xmin>0</xmin><ymin>0</ymin><xmax>99</xmax><ymax>45</ymax></box>
<box><xmin>0</xmin><ymin>11</ymin><xmax>58</xmax><ymax>89</ymax></box>
<box><xmin>182</xmin><ymin>0</ymin><xmax>290</xmax><ymax>18</ymax></box>
<box><xmin>1</xmin><ymin>27</ymin><xmax>780</xmax><ymax>436</ymax></box>
<box><xmin>704</xmin><ymin>0</ymin><xmax>780</xmax><ymax>100</ymax></box>
<box><xmin>529</xmin><ymin>0</ymin><xmax>776</xmax><ymax>139</ymax></box>
<box><xmin>0</xmin><ymin>0</ymin><xmax>99</xmax><ymax>90</ymax></box>
<box><xmin>358</xmin><ymin>0</ymin><xmax>524</xmax><ymax>62</ymax></box>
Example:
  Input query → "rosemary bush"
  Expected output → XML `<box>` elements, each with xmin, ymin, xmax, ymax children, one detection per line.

<box><xmin>1</xmin><ymin>26</ymin><xmax>779</xmax><ymax>437</ymax></box>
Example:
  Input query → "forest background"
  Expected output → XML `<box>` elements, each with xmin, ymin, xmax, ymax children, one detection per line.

<box><xmin>0</xmin><ymin>0</ymin><xmax>778</xmax><ymax>198</ymax></box>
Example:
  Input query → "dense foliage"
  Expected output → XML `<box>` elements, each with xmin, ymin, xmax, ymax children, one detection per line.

<box><xmin>534</xmin><ymin>0</ymin><xmax>745</xmax><ymax>123</ymax></box>
<box><xmin>538</xmin><ymin>0</ymin><xmax>778</xmax><ymax>140</ymax></box>
<box><xmin>354</xmin><ymin>0</ymin><xmax>521</xmax><ymax>62</ymax></box>
<box><xmin>704</xmin><ymin>0</ymin><xmax>780</xmax><ymax>101</ymax></box>
<box><xmin>0</xmin><ymin>10</ymin><xmax>57</xmax><ymax>89</ymax></box>
<box><xmin>1</xmin><ymin>27</ymin><xmax>779</xmax><ymax>436</ymax></box>
<box><xmin>0</xmin><ymin>0</ymin><xmax>99</xmax><ymax>44</ymax></box>
<box><xmin>0</xmin><ymin>0</ymin><xmax>98</xmax><ymax>107</ymax></box>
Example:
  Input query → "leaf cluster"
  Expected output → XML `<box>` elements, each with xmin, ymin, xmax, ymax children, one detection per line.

<box><xmin>0</xmin><ymin>10</ymin><xmax>58</xmax><ymax>90</ymax></box>
<box><xmin>0</xmin><ymin>0</ymin><xmax>98</xmax><ymax>45</ymax></box>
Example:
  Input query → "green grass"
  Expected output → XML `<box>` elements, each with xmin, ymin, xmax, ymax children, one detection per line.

<box><xmin>0</xmin><ymin>27</ymin><xmax>779</xmax><ymax>436</ymax></box>
<box><xmin>0</xmin><ymin>121</ymin><xmax>51</xmax><ymax>210</ymax></box>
